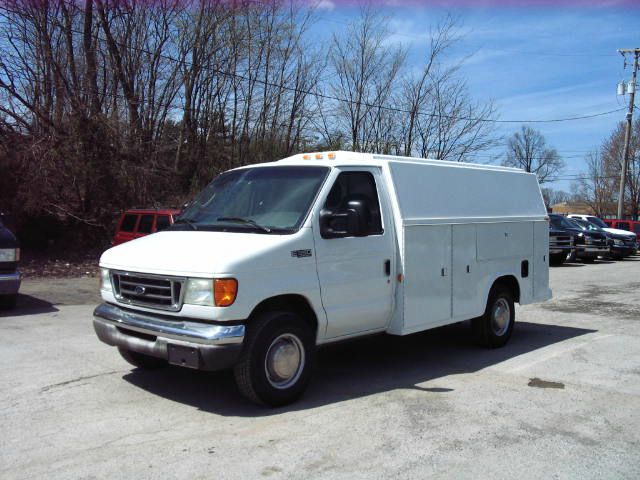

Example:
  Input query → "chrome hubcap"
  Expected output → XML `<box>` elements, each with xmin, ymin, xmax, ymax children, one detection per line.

<box><xmin>491</xmin><ymin>298</ymin><xmax>511</xmax><ymax>336</ymax></box>
<box><xmin>265</xmin><ymin>334</ymin><xmax>305</xmax><ymax>389</ymax></box>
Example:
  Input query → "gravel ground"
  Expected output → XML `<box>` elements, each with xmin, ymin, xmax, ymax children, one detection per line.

<box><xmin>1</xmin><ymin>257</ymin><xmax>639</xmax><ymax>479</ymax></box>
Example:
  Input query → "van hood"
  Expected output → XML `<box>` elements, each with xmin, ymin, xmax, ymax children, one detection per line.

<box><xmin>100</xmin><ymin>229</ymin><xmax>312</xmax><ymax>276</ymax></box>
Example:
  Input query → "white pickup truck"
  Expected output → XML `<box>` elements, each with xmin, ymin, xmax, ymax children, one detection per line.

<box><xmin>94</xmin><ymin>152</ymin><xmax>551</xmax><ymax>406</ymax></box>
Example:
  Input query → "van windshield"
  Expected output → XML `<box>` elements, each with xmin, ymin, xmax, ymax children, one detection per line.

<box><xmin>173</xmin><ymin>166</ymin><xmax>329</xmax><ymax>234</ymax></box>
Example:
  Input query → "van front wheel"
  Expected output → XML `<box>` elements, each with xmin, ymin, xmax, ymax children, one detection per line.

<box><xmin>472</xmin><ymin>286</ymin><xmax>515</xmax><ymax>348</ymax></box>
<box><xmin>234</xmin><ymin>311</ymin><xmax>314</xmax><ymax>407</ymax></box>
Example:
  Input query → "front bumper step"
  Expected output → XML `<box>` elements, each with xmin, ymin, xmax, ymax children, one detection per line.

<box><xmin>93</xmin><ymin>303</ymin><xmax>245</xmax><ymax>371</ymax></box>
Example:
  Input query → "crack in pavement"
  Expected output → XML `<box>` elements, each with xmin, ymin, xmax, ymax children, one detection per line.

<box><xmin>40</xmin><ymin>370</ymin><xmax>126</xmax><ymax>393</ymax></box>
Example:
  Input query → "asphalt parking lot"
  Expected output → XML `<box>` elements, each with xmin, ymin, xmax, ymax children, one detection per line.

<box><xmin>2</xmin><ymin>258</ymin><xmax>640</xmax><ymax>479</ymax></box>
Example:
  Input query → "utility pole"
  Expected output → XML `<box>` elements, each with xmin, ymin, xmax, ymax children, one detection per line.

<box><xmin>617</xmin><ymin>48</ymin><xmax>639</xmax><ymax>219</ymax></box>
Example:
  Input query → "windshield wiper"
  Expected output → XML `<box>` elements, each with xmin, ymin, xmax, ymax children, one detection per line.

<box><xmin>217</xmin><ymin>217</ymin><xmax>271</xmax><ymax>233</ymax></box>
<box><xmin>173</xmin><ymin>218</ymin><xmax>198</xmax><ymax>231</ymax></box>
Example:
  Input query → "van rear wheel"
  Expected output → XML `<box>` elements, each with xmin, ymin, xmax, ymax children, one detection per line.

<box><xmin>234</xmin><ymin>311</ymin><xmax>314</xmax><ymax>407</ymax></box>
<box><xmin>472</xmin><ymin>286</ymin><xmax>515</xmax><ymax>348</ymax></box>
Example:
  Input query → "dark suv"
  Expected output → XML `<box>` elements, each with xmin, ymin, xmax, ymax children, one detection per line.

<box><xmin>0</xmin><ymin>217</ymin><xmax>21</xmax><ymax>309</ymax></box>
<box><xmin>553</xmin><ymin>216</ymin><xmax>610</xmax><ymax>262</ymax></box>
<box><xmin>572</xmin><ymin>218</ymin><xmax>635</xmax><ymax>259</ymax></box>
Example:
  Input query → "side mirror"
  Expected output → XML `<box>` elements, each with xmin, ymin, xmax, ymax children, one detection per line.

<box><xmin>320</xmin><ymin>204</ymin><xmax>368</xmax><ymax>239</ymax></box>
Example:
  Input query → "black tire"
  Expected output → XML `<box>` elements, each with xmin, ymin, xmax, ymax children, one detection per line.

<box><xmin>549</xmin><ymin>253</ymin><xmax>566</xmax><ymax>266</ymax></box>
<box><xmin>0</xmin><ymin>294</ymin><xmax>17</xmax><ymax>310</ymax></box>
<box><xmin>118</xmin><ymin>347</ymin><xmax>167</xmax><ymax>369</ymax></box>
<box><xmin>472</xmin><ymin>285</ymin><xmax>515</xmax><ymax>348</ymax></box>
<box><xmin>234</xmin><ymin>311</ymin><xmax>315</xmax><ymax>407</ymax></box>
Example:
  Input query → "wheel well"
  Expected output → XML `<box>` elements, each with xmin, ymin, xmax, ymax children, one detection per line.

<box><xmin>492</xmin><ymin>275</ymin><xmax>520</xmax><ymax>303</ymax></box>
<box><xmin>248</xmin><ymin>294</ymin><xmax>319</xmax><ymax>335</ymax></box>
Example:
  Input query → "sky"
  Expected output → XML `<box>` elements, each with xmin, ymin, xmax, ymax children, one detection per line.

<box><xmin>309</xmin><ymin>0</ymin><xmax>640</xmax><ymax>192</ymax></box>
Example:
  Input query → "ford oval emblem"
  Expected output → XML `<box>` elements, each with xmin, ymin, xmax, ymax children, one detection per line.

<box><xmin>135</xmin><ymin>285</ymin><xmax>146</xmax><ymax>296</ymax></box>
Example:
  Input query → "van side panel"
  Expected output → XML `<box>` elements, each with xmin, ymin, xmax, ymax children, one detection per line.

<box><xmin>402</xmin><ymin>225</ymin><xmax>452</xmax><ymax>332</ymax></box>
<box><xmin>476</xmin><ymin>222</ymin><xmax>532</xmax><ymax>261</ymax></box>
<box><xmin>388</xmin><ymin>162</ymin><xmax>546</xmax><ymax>221</ymax></box>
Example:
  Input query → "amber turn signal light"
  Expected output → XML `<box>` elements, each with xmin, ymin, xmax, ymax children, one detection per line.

<box><xmin>214</xmin><ymin>278</ymin><xmax>238</xmax><ymax>307</ymax></box>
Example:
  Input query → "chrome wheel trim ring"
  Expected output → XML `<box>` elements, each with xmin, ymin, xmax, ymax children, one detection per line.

<box><xmin>491</xmin><ymin>297</ymin><xmax>511</xmax><ymax>336</ymax></box>
<box><xmin>264</xmin><ymin>333</ymin><xmax>305</xmax><ymax>390</ymax></box>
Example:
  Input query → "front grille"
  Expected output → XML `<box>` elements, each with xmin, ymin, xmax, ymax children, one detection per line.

<box><xmin>550</xmin><ymin>235</ymin><xmax>572</xmax><ymax>248</ymax></box>
<box><xmin>587</xmin><ymin>238</ymin><xmax>608</xmax><ymax>247</ymax></box>
<box><xmin>111</xmin><ymin>270</ymin><xmax>185</xmax><ymax>312</ymax></box>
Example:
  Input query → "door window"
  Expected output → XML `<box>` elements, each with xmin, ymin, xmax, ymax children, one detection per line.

<box><xmin>120</xmin><ymin>214</ymin><xmax>138</xmax><ymax>232</ymax></box>
<box><xmin>324</xmin><ymin>171</ymin><xmax>383</xmax><ymax>235</ymax></box>
<box><xmin>138</xmin><ymin>215</ymin><xmax>154</xmax><ymax>234</ymax></box>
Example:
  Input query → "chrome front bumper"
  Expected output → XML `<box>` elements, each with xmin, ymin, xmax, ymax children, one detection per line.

<box><xmin>0</xmin><ymin>271</ymin><xmax>21</xmax><ymax>295</ymax></box>
<box><xmin>549</xmin><ymin>246</ymin><xmax>573</xmax><ymax>254</ymax></box>
<box><xmin>576</xmin><ymin>245</ymin><xmax>609</xmax><ymax>254</ymax></box>
<box><xmin>93</xmin><ymin>303</ymin><xmax>245</xmax><ymax>371</ymax></box>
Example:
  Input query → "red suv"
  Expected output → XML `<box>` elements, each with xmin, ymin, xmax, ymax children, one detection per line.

<box><xmin>112</xmin><ymin>209</ymin><xmax>181</xmax><ymax>246</ymax></box>
<box><xmin>603</xmin><ymin>219</ymin><xmax>640</xmax><ymax>242</ymax></box>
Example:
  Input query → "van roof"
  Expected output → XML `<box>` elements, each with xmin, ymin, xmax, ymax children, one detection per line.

<box><xmin>273</xmin><ymin>151</ymin><xmax>525</xmax><ymax>174</ymax></box>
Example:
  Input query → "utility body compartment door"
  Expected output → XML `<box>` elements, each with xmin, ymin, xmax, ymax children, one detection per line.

<box><xmin>452</xmin><ymin>224</ymin><xmax>481</xmax><ymax>319</ymax></box>
<box><xmin>403</xmin><ymin>224</ymin><xmax>452</xmax><ymax>332</ymax></box>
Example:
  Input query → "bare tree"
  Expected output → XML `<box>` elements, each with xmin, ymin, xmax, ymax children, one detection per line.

<box><xmin>0</xmin><ymin>0</ymin><xmax>507</xmax><ymax>246</ymax></box>
<box><xmin>541</xmin><ymin>187</ymin><xmax>571</xmax><ymax>208</ymax></box>
<box><xmin>601</xmin><ymin>118</ymin><xmax>640</xmax><ymax>218</ymax></box>
<box><xmin>572</xmin><ymin>151</ymin><xmax>617</xmax><ymax>217</ymax></box>
<box><xmin>503</xmin><ymin>125</ymin><xmax>564</xmax><ymax>183</ymax></box>
<box><xmin>328</xmin><ymin>6</ymin><xmax>406</xmax><ymax>152</ymax></box>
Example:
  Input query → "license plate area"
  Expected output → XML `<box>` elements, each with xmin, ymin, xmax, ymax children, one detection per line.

<box><xmin>167</xmin><ymin>344</ymin><xmax>200</xmax><ymax>369</ymax></box>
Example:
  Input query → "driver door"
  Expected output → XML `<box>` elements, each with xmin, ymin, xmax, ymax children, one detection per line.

<box><xmin>313</xmin><ymin>168</ymin><xmax>394</xmax><ymax>339</ymax></box>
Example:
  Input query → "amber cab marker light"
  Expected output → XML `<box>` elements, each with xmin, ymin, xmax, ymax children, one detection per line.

<box><xmin>303</xmin><ymin>154</ymin><xmax>311</xmax><ymax>160</ymax></box>
<box><xmin>315</xmin><ymin>153</ymin><xmax>323</xmax><ymax>159</ymax></box>
<box><xmin>214</xmin><ymin>278</ymin><xmax>238</xmax><ymax>307</ymax></box>
<box><xmin>327</xmin><ymin>152</ymin><xmax>336</xmax><ymax>159</ymax></box>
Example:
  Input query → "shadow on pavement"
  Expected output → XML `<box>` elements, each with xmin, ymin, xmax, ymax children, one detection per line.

<box><xmin>122</xmin><ymin>320</ymin><xmax>595</xmax><ymax>416</ymax></box>
<box><xmin>0</xmin><ymin>294</ymin><xmax>59</xmax><ymax>317</ymax></box>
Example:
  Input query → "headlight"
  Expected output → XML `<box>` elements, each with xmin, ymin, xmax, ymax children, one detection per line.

<box><xmin>0</xmin><ymin>248</ymin><xmax>19</xmax><ymax>262</ymax></box>
<box><xmin>184</xmin><ymin>278</ymin><xmax>238</xmax><ymax>307</ymax></box>
<box><xmin>184</xmin><ymin>278</ymin><xmax>214</xmax><ymax>306</ymax></box>
<box><xmin>614</xmin><ymin>239</ymin><xmax>624</xmax><ymax>246</ymax></box>
<box><xmin>100</xmin><ymin>268</ymin><xmax>112</xmax><ymax>292</ymax></box>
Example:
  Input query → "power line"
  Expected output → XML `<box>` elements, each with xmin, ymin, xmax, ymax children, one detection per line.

<box><xmin>0</xmin><ymin>4</ymin><xmax>626</xmax><ymax>125</ymax></box>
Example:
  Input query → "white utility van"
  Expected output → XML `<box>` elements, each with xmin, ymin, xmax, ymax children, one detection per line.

<box><xmin>94</xmin><ymin>151</ymin><xmax>552</xmax><ymax>406</ymax></box>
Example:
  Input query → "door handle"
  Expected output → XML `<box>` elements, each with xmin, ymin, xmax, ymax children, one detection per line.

<box><xmin>384</xmin><ymin>259</ymin><xmax>391</xmax><ymax>276</ymax></box>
